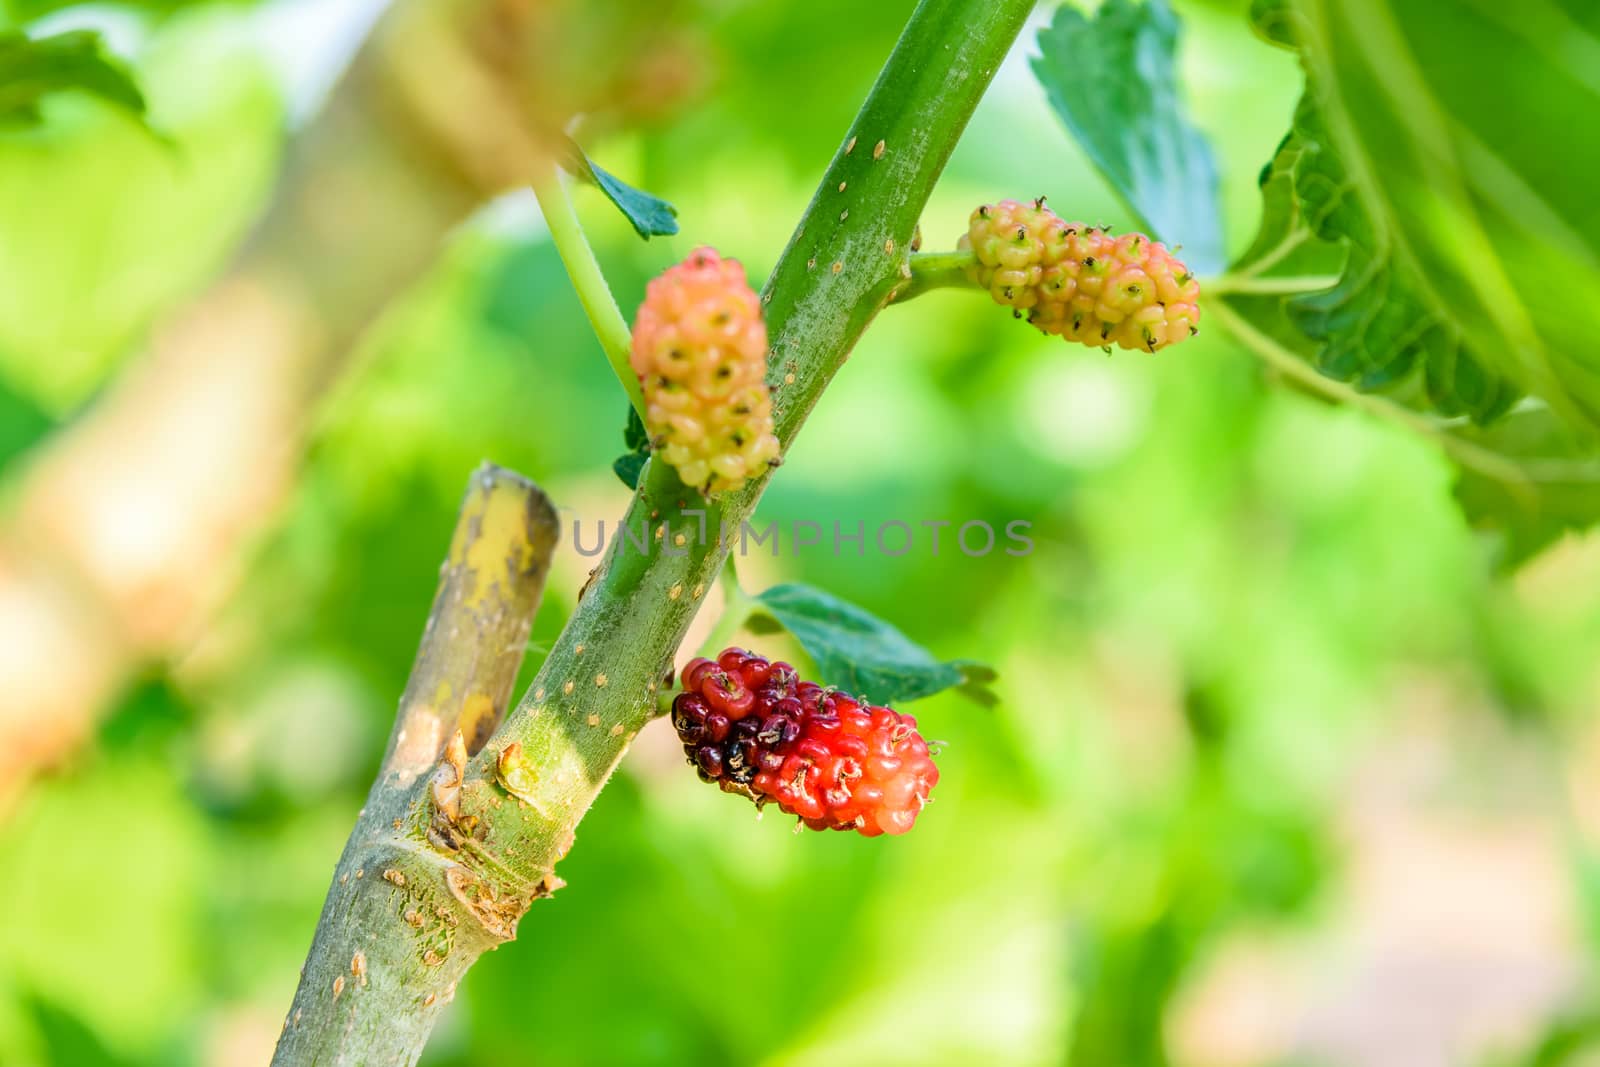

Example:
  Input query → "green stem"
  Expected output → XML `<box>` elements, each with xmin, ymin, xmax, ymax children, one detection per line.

<box><xmin>699</xmin><ymin>561</ymin><xmax>757</xmax><ymax>657</ymax></box>
<box><xmin>479</xmin><ymin>0</ymin><xmax>1028</xmax><ymax>978</ymax></box>
<box><xmin>894</xmin><ymin>250</ymin><xmax>981</xmax><ymax>302</ymax></box>
<box><xmin>531</xmin><ymin>164</ymin><xmax>648</xmax><ymax>422</ymax></box>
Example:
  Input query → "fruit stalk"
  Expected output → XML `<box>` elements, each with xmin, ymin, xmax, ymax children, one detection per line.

<box><xmin>897</xmin><ymin>250</ymin><xmax>982</xmax><ymax>302</ymax></box>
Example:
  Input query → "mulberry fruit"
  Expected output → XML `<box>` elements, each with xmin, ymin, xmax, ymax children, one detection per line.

<box><xmin>629</xmin><ymin>247</ymin><xmax>781</xmax><ymax>493</ymax></box>
<box><xmin>670</xmin><ymin>648</ymin><xmax>939</xmax><ymax>836</ymax></box>
<box><xmin>958</xmin><ymin>198</ymin><xmax>1200</xmax><ymax>353</ymax></box>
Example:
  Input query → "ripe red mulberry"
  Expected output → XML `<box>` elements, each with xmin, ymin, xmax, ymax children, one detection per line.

<box><xmin>629</xmin><ymin>247</ymin><xmax>781</xmax><ymax>493</ymax></box>
<box><xmin>670</xmin><ymin>648</ymin><xmax>939</xmax><ymax>836</ymax></box>
<box><xmin>959</xmin><ymin>199</ymin><xmax>1200</xmax><ymax>352</ymax></box>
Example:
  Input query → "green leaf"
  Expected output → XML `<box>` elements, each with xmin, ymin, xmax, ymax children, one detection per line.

<box><xmin>1228</xmin><ymin>92</ymin><xmax>1519</xmax><ymax>422</ymax></box>
<box><xmin>622</xmin><ymin>404</ymin><xmax>648</xmax><ymax>451</ymax></box>
<box><xmin>0</xmin><ymin>24</ymin><xmax>278</xmax><ymax>410</ymax></box>
<box><xmin>1246</xmin><ymin>0</ymin><xmax>1600</xmax><ymax>431</ymax></box>
<box><xmin>612</xmin><ymin>404</ymin><xmax>650</xmax><ymax>488</ymax></box>
<box><xmin>611</xmin><ymin>451</ymin><xmax>648</xmax><ymax>490</ymax></box>
<box><xmin>1452</xmin><ymin>407</ymin><xmax>1600</xmax><ymax>572</ymax></box>
<box><xmin>1228</xmin><ymin>0</ymin><xmax>1600</xmax><ymax>561</ymax></box>
<box><xmin>559</xmin><ymin>136</ymin><xmax>678</xmax><ymax>240</ymax></box>
<box><xmin>754</xmin><ymin>582</ymin><xmax>988</xmax><ymax>705</ymax></box>
<box><xmin>1031</xmin><ymin>0</ymin><xmax>1224</xmax><ymax>274</ymax></box>
<box><xmin>0</xmin><ymin>30</ymin><xmax>147</xmax><ymax>127</ymax></box>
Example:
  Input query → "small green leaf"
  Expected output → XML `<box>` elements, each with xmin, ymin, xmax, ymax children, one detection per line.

<box><xmin>559</xmin><ymin>136</ymin><xmax>678</xmax><ymax>240</ymax></box>
<box><xmin>611</xmin><ymin>451</ymin><xmax>648</xmax><ymax>490</ymax></box>
<box><xmin>0</xmin><ymin>30</ymin><xmax>148</xmax><ymax>128</ymax></box>
<box><xmin>612</xmin><ymin>404</ymin><xmax>650</xmax><ymax>488</ymax></box>
<box><xmin>622</xmin><ymin>404</ymin><xmax>649</xmax><ymax>452</ymax></box>
<box><xmin>1031</xmin><ymin>0</ymin><xmax>1224</xmax><ymax>274</ymax></box>
<box><xmin>754</xmin><ymin>582</ymin><xmax>985</xmax><ymax>705</ymax></box>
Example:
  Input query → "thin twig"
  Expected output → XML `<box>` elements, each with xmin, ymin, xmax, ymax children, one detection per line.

<box><xmin>531</xmin><ymin>164</ymin><xmax>648</xmax><ymax>421</ymax></box>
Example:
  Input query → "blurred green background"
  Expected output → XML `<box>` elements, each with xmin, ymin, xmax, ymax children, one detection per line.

<box><xmin>3</xmin><ymin>1</ymin><xmax>1600</xmax><ymax>1065</ymax></box>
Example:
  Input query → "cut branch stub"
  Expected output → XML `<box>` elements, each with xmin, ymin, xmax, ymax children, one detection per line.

<box><xmin>386</xmin><ymin>463</ymin><xmax>560</xmax><ymax>785</ymax></box>
<box><xmin>272</xmin><ymin>462</ymin><xmax>558</xmax><ymax>1067</ymax></box>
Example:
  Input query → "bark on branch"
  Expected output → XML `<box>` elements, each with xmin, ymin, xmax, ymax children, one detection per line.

<box><xmin>272</xmin><ymin>462</ymin><xmax>559</xmax><ymax>1066</ymax></box>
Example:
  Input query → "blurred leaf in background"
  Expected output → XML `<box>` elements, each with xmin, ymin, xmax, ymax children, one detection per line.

<box><xmin>1453</xmin><ymin>407</ymin><xmax>1600</xmax><ymax>572</ymax></box>
<box><xmin>2</xmin><ymin>0</ymin><xmax>245</xmax><ymax>22</ymax></box>
<box><xmin>0</xmin><ymin>28</ymin><xmax>147</xmax><ymax>126</ymax></box>
<box><xmin>0</xmin><ymin>376</ymin><xmax>53</xmax><ymax>465</ymax></box>
<box><xmin>0</xmin><ymin>11</ymin><xmax>281</xmax><ymax>414</ymax></box>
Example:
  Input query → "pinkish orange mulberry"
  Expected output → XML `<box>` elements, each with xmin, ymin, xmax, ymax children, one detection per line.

<box><xmin>629</xmin><ymin>247</ymin><xmax>780</xmax><ymax>493</ymax></box>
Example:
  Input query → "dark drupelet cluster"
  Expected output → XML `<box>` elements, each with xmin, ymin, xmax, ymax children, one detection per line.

<box><xmin>670</xmin><ymin>648</ymin><xmax>804</xmax><ymax>790</ymax></box>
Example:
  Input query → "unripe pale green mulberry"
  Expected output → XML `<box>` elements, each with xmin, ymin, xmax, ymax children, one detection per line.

<box><xmin>960</xmin><ymin>199</ymin><xmax>1200</xmax><ymax>353</ymax></box>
